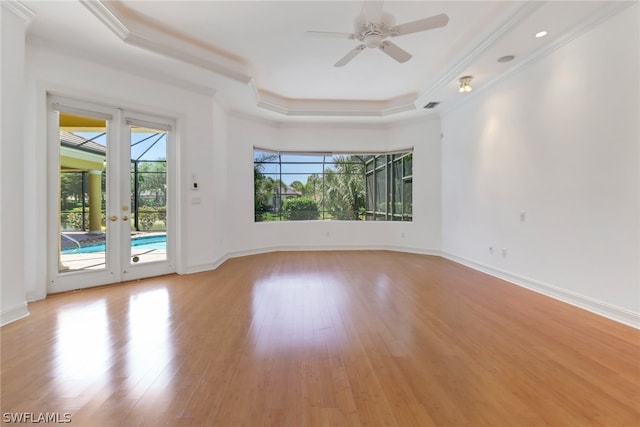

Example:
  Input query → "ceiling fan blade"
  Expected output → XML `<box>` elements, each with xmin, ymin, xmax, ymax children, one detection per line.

<box><xmin>378</xmin><ymin>41</ymin><xmax>412</xmax><ymax>63</ymax></box>
<box><xmin>305</xmin><ymin>31</ymin><xmax>355</xmax><ymax>40</ymax></box>
<box><xmin>334</xmin><ymin>45</ymin><xmax>365</xmax><ymax>67</ymax></box>
<box><xmin>363</xmin><ymin>0</ymin><xmax>384</xmax><ymax>23</ymax></box>
<box><xmin>392</xmin><ymin>13</ymin><xmax>449</xmax><ymax>37</ymax></box>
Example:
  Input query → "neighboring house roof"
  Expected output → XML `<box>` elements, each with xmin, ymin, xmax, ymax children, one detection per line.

<box><xmin>279</xmin><ymin>184</ymin><xmax>301</xmax><ymax>197</ymax></box>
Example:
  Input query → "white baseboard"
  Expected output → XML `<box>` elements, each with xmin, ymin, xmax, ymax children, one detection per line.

<box><xmin>441</xmin><ymin>252</ymin><xmax>640</xmax><ymax>329</ymax></box>
<box><xmin>185</xmin><ymin>246</ymin><xmax>638</xmax><ymax>329</ymax></box>
<box><xmin>1</xmin><ymin>302</ymin><xmax>30</xmax><ymax>327</ymax></box>
<box><xmin>183</xmin><ymin>245</ymin><xmax>441</xmax><ymax>275</ymax></box>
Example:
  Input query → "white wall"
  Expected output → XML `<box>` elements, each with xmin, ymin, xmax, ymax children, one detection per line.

<box><xmin>19</xmin><ymin>42</ymin><xmax>443</xmax><ymax>292</ymax></box>
<box><xmin>388</xmin><ymin>119</ymin><xmax>442</xmax><ymax>251</ymax></box>
<box><xmin>6</xmin><ymin>0</ymin><xmax>635</xmax><ymax>331</ymax></box>
<box><xmin>208</xmin><ymin>99</ymin><xmax>229</xmax><ymax>266</ymax></box>
<box><xmin>23</xmin><ymin>44</ymin><xmax>223</xmax><ymax>298</ymax></box>
<box><xmin>441</xmin><ymin>4</ymin><xmax>640</xmax><ymax>326</ymax></box>
<box><xmin>223</xmin><ymin>114</ymin><xmax>442</xmax><ymax>257</ymax></box>
<box><xmin>0</xmin><ymin>4</ymin><xmax>30</xmax><ymax>325</ymax></box>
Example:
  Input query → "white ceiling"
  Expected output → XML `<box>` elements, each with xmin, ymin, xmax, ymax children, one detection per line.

<box><xmin>21</xmin><ymin>0</ymin><xmax>624</xmax><ymax>122</ymax></box>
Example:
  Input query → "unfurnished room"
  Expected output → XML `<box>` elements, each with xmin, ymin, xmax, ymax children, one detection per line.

<box><xmin>1</xmin><ymin>1</ymin><xmax>638</xmax><ymax>425</ymax></box>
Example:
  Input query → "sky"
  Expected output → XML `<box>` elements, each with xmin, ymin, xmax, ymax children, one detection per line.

<box><xmin>254</xmin><ymin>151</ymin><xmax>366</xmax><ymax>186</ymax></box>
<box><xmin>75</xmin><ymin>131</ymin><xmax>167</xmax><ymax>162</ymax></box>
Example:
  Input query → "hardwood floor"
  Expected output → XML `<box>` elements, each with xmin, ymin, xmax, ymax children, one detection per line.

<box><xmin>1</xmin><ymin>251</ymin><xmax>639</xmax><ymax>426</ymax></box>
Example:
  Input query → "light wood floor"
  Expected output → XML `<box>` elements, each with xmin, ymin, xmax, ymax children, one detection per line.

<box><xmin>1</xmin><ymin>251</ymin><xmax>639</xmax><ymax>426</ymax></box>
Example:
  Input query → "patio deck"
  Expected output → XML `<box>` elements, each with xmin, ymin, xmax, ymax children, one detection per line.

<box><xmin>59</xmin><ymin>231</ymin><xmax>166</xmax><ymax>270</ymax></box>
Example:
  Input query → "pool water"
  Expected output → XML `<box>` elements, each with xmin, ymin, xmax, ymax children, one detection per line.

<box><xmin>61</xmin><ymin>235</ymin><xmax>166</xmax><ymax>254</ymax></box>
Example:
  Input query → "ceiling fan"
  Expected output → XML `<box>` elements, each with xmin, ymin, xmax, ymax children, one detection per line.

<box><xmin>305</xmin><ymin>0</ymin><xmax>449</xmax><ymax>67</ymax></box>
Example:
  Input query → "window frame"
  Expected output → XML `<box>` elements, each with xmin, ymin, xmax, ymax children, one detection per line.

<box><xmin>254</xmin><ymin>147</ymin><xmax>412</xmax><ymax>222</ymax></box>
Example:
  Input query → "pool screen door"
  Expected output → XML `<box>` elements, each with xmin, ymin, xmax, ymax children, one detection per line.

<box><xmin>48</xmin><ymin>97</ymin><xmax>175</xmax><ymax>293</ymax></box>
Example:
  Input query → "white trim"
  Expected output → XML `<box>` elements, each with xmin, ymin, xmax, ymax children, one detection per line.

<box><xmin>415</xmin><ymin>1</ymin><xmax>544</xmax><ymax>110</ymax></box>
<box><xmin>441</xmin><ymin>251</ymin><xmax>640</xmax><ymax>329</ymax></box>
<box><xmin>80</xmin><ymin>0</ymin><xmax>252</xmax><ymax>84</ymax></box>
<box><xmin>227</xmin><ymin>109</ymin><xmax>409</xmax><ymax>130</ymax></box>
<box><xmin>184</xmin><ymin>245</ymin><xmax>442</xmax><ymax>275</ymax></box>
<box><xmin>27</xmin><ymin>36</ymin><xmax>218</xmax><ymax>99</ymax></box>
<box><xmin>185</xmin><ymin>246</ymin><xmax>639</xmax><ymax>329</ymax></box>
<box><xmin>1</xmin><ymin>302</ymin><xmax>29</xmax><ymax>327</ymax></box>
<box><xmin>439</xmin><ymin>0</ymin><xmax>636</xmax><ymax>118</ymax></box>
<box><xmin>78</xmin><ymin>0</ymin><xmax>130</xmax><ymax>40</ymax></box>
<box><xmin>51</xmin><ymin>102</ymin><xmax>113</xmax><ymax>121</ymax></box>
<box><xmin>253</xmin><ymin>146</ymin><xmax>413</xmax><ymax>157</ymax></box>
<box><xmin>43</xmin><ymin>0</ymin><xmax>631</xmax><ymax>120</ymax></box>
<box><xmin>125</xmin><ymin>117</ymin><xmax>172</xmax><ymax>132</ymax></box>
<box><xmin>254</xmin><ymin>88</ymin><xmax>418</xmax><ymax>118</ymax></box>
<box><xmin>47</xmin><ymin>95</ymin><xmax>178</xmax><ymax>293</ymax></box>
<box><xmin>1</xmin><ymin>0</ymin><xmax>35</xmax><ymax>23</ymax></box>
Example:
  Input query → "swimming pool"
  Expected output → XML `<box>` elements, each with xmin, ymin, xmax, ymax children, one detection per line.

<box><xmin>61</xmin><ymin>234</ymin><xmax>166</xmax><ymax>254</ymax></box>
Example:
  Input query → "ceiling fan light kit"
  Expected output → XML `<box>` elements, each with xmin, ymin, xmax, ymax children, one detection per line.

<box><xmin>305</xmin><ymin>1</ymin><xmax>449</xmax><ymax>67</ymax></box>
<box><xmin>459</xmin><ymin>76</ymin><xmax>473</xmax><ymax>93</ymax></box>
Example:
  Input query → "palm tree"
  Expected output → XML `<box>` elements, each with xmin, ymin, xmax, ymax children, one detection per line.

<box><xmin>322</xmin><ymin>156</ymin><xmax>365</xmax><ymax>220</ymax></box>
<box><xmin>305</xmin><ymin>174</ymin><xmax>322</xmax><ymax>200</ymax></box>
<box><xmin>290</xmin><ymin>180</ymin><xmax>305</xmax><ymax>195</ymax></box>
<box><xmin>254</xmin><ymin>152</ymin><xmax>279</xmax><ymax>220</ymax></box>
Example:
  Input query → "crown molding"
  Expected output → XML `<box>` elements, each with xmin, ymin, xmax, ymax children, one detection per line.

<box><xmin>79</xmin><ymin>0</ymin><xmax>425</xmax><ymax>118</ymax></box>
<box><xmin>227</xmin><ymin>107</ymin><xmax>436</xmax><ymax>130</ymax></box>
<box><xmin>254</xmin><ymin>86</ymin><xmax>417</xmax><ymax>117</ymax></box>
<box><xmin>1</xmin><ymin>0</ymin><xmax>36</xmax><ymax>23</ymax></box>
<box><xmin>27</xmin><ymin>35</ymin><xmax>218</xmax><ymax>98</ymax></box>
<box><xmin>438</xmin><ymin>0</ymin><xmax>636</xmax><ymax>118</ymax></box>
<box><xmin>80</xmin><ymin>0</ymin><xmax>252</xmax><ymax>84</ymax></box>
<box><xmin>414</xmin><ymin>1</ymin><xmax>545</xmax><ymax>110</ymax></box>
<box><xmin>78</xmin><ymin>0</ymin><xmax>129</xmax><ymax>39</ymax></box>
<box><xmin>77</xmin><ymin>0</ymin><xmax>629</xmax><ymax>120</ymax></box>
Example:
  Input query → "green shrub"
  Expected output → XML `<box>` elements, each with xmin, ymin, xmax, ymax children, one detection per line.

<box><xmin>63</xmin><ymin>207</ymin><xmax>106</xmax><ymax>231</ymax></box>
<box><xmin>282</xmin><ymin>197</ymin><xmax>319</xmax><ymax>220</ymax></box>
<box><xmin>137</xmin><ymin>206</ymin><xmax>158</xmax><ymax>230</ymax></box>
<box><xmin>156</xmin><ymin>206</ymin><xmax>167</xmax><ymax>226</ymax></box>
<box><xmin>65</xmin><ymin>207</ymin><xmax>89</xmax><ymax>230</ymax></box>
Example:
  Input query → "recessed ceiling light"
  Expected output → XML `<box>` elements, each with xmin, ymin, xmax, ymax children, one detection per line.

<box><xmin>535</xmin><ymin>31</ymin><xmax>548</xmax><ymax>38</ymax></box>
<box><xmin>498</xmin><ymin>55</ymin><xmax>515</xmax><ymax>63</ymax></box>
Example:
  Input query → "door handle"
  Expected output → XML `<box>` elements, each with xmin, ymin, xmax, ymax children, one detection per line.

<box><xmin>122</xmin><ymin>215</ymin><xmax>129</xmax><ymax>221</ymax></box>
<box><xmin>109</xmin><ymin>215</ymin><xmax>118</xmax><ymax>222</ymax></box>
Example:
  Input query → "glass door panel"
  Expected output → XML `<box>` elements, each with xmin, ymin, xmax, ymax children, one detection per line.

<box><xmin>49</xmin><ymin>98</ymin><xmax>174</xmax><ymax>293</ymax></box>
<box><xmin>128</xmin><ymin>125</ymin><xmax>167</xmax><ymax>266</ymax></box>
<box><xmin>58</xmin><ymin>113</ymin><xmax>108</xmax><ymax>273</ymax></box>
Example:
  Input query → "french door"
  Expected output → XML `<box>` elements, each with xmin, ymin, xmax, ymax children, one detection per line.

<box><xmin>48</xmin><ymin>96</ymin><xmax>175</xmax><ymax>293</ymax></box>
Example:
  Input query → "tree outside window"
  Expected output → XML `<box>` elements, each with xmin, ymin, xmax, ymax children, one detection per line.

<box><xmin>254</xmin><ymin>149</ymin><xmax>412</xmax><ymax>222</ymax></box>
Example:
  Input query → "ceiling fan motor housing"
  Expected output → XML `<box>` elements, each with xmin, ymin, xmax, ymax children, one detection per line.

<box><xmin>364</xmin><ymin>33</ymin><xmax>383</xmax><ymax>48</ymax></box>
<box><xmin>360</xmin><ymin>23</ymin><xmax>389</xmax><ymax>48</ymax></box>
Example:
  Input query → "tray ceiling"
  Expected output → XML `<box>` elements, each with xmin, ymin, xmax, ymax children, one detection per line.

<box><xmin>21</xmin><ymin>0</ymin><xmax>628</xmax><ymax>122</ymax></box>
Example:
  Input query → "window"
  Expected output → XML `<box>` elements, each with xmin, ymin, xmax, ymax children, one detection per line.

<box><xmin>365</xmin><ymin>152</ymin><xmax>413</xmax><ymax>221</ymax></box>
<box><xmin>254</xmin><ymin>148</ymin><xmax>412</xmax><ymax>222</ymax></box>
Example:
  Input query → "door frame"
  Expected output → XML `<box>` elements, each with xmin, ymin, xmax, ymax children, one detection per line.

<box><xmin>47</xmin><ymin>95</ymin><xmax>177</xmax><ymax>293</ymax></box>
